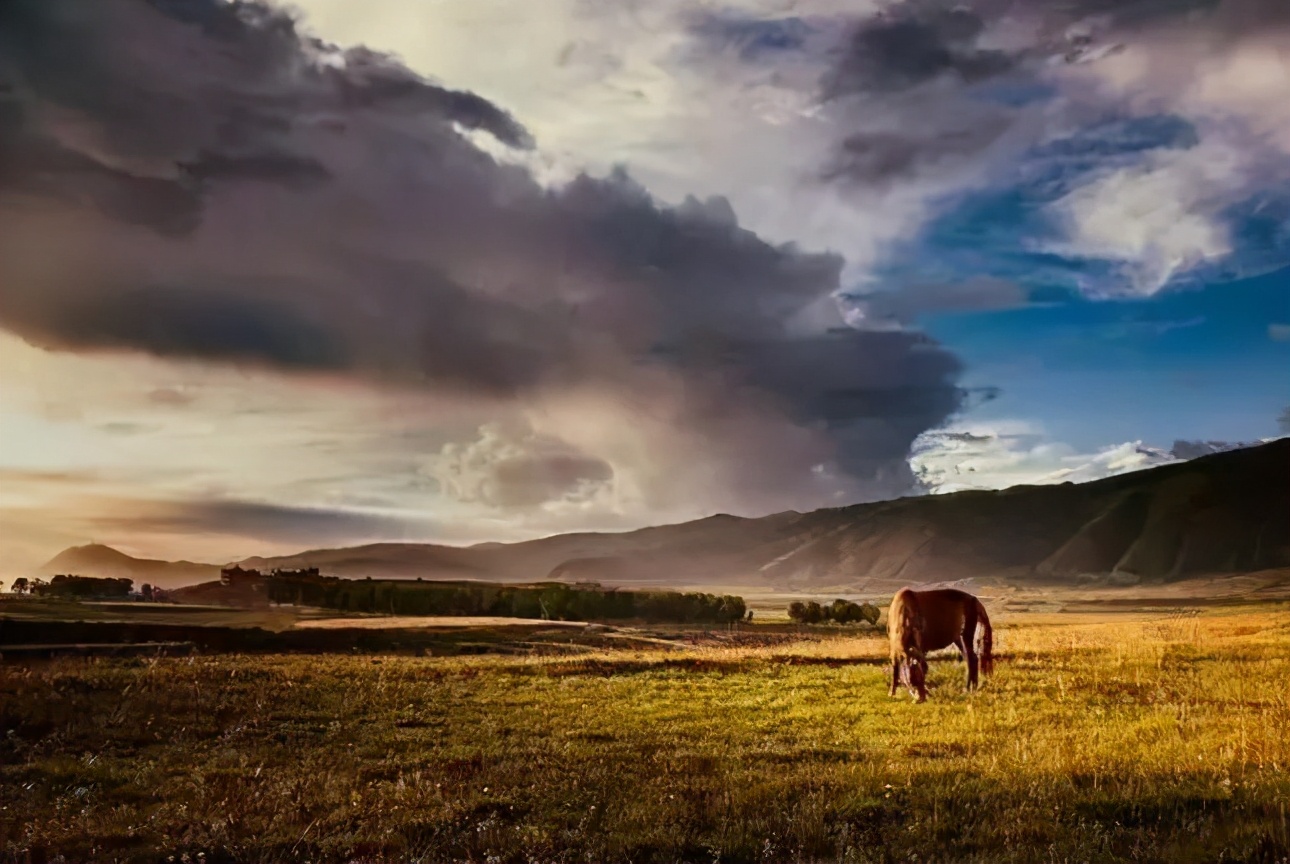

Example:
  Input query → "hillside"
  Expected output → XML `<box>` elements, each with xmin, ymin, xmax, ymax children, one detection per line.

<box><xmin>39</xmin><ymin>544</ymin><xmax>221</xmax><ymax>590</ymax></box>
<box><xmin>42</xmin><ymin>439</ymin><xmax>1290</xmax><ymax>591</ymax></box>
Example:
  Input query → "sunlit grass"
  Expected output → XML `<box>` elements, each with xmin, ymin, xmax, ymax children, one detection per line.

<box><xmin>2</xmin><ymin>606</ymin><xmax>1289</xmax><ymax>863</ymax></box>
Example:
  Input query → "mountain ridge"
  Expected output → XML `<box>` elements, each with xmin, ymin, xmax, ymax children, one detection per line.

<box><xmin>39</xmin><ymin>543</ymin><xmax>222</xmax><ymax>589</ymax></box>
<box><xmin>38</xmin><ymin>438</ymin><xmax>1290</xmax><ymax>591</ymax></box>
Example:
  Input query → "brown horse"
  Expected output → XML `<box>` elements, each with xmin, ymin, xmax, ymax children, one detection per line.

<box><xmin>888</xmin><ymin>587</ymin><xmax>993</xmax><ymax>702</ymax></box>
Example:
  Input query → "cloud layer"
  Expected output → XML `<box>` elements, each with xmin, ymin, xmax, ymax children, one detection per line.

<box><xmin>829</xmin><ymin>0</ymin><xmax>1290</xmax><ymax>297</ymax></box>
<box><xmin>2</xmin><ymin>0</ymin><xmax>1287</xmax><ymax>569</ymax></box>
<box><xmin>0</xmin><ymin>0</ymin><xmax>975</xmax><ymax>521</ymax></box>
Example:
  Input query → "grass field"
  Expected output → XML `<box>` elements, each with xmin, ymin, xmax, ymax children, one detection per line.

<box><xmin>0</xmin><ymin>597</ymin><xmax>302</xmax><ymax>630</ymax></box>
<box><xmin>3</xmin><ymin>603</ymin><xmax>1290</xmax><ymax>864</ymax></box>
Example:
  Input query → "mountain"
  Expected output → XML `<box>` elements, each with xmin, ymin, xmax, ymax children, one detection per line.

<box><xmin>238</xmin><ymin>438</ymin><xmax>1290</xmax><ymax>590</ymax></box>
<box><xmin>42</xmin><ymin>438</ymin><xmax>1290</xmax><ymax>592</ymax></box>
<box><xmin>239</xmin><ymin>510</ymin><xmax>807</xmax><ymax>586</ymax></box>
<box><xmin>39</xmin><ymin>544</ymin><xmax>221</xmax><ymax>590</ymax></box>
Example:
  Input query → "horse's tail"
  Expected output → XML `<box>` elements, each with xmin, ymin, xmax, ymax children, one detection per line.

<box><xmin>975</xmin><ymin>598</ymin><xmax>994</xmax><ymax>676</ymax></box>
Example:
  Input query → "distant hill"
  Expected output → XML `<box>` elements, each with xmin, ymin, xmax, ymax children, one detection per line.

<box><xmin>42</xmin><ymin>438</ymin><xmax>1290</xmax><ymax>592</ymax></box>
<box><xmin>39</xmin><ymin>544</ymin><xmax>220</xmax><ymax>590</ymax></box>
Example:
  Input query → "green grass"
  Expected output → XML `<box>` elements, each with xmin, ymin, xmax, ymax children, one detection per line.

<box><xmin>2</xmin><ymin>607</ymin><xmax>1290</xmax><ymax>863</ymax></box>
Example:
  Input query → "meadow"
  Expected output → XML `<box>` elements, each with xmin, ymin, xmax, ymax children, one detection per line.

<box><xmin>2</xmin><ymin>603</ymin><xmax>1290</xmax><ymax>864</ymax></box>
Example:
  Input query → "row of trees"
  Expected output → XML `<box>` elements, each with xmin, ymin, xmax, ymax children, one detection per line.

<box><xmin>788</xmin><ymin>599</ymin><xmax>881</xmax><ymax>626</ymax></box>
<box><xmin>6</xmin><ymin>575</ymin><xmax>163</xmax><ymax>601</ymax></box>
<box><xmin>266</xmin><ymin>573</ymin><xmax>751</xmax><ymax>624</ymax></box>
<box><xmin>38</xmin><ymin>574</ymin><xmax>135</xmax><ymax>599</ymax></box>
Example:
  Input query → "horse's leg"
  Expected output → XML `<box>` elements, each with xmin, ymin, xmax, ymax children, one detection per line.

<box><xmin>889</xmin><ymin>659</ymin><xmax>900</xmax><ymax>697</ymax></box>
<box><xmin>953</xmin><ymin>637</ymin><xmax>974</xmax><ymax>691</ymax></box>
<box><xmin>963</xmin><ymin>607</ymin><xmax>980</xmax><ymax>690</ymax></box>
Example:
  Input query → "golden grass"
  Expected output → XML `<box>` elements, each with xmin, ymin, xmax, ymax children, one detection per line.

<box><xmin>2</xmin><ymin>605</ymin><xmax>1289</xmax><ymax>863</ymax></box>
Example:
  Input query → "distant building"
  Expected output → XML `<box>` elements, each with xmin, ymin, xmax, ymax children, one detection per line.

<box><xmin>220</xmin><ymin>565</ymin><xmax>262</xmax><ymax>586</ymax></box>
<box><xmin>270</xmin><ymin>567</ymin><xmax>321</xmax><ymax>579</ymax></box>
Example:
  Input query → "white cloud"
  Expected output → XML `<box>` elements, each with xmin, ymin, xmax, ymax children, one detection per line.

<box><xmin>1051</xmin><ymin>14</ymin><xmax>1290</xmax><ymax>293</ymax></box>
<box><xmin>909</xmin><ymin>420</ymin><xmax>1177</xmax><ymax>493</ymax></box>
<box><xmin>1047</xmin><ymin>142</ymin><xmax>1241</xmax><ymax>295</ymax></box>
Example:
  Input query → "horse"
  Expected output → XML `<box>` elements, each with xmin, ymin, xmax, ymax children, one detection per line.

<box><xmin>888</xmin><ymin>587</ymin><xmax>993</xmax><ymax>702</ymax></box>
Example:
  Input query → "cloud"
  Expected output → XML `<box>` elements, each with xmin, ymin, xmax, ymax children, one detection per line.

<box><xmin>821</xmin><ymin>6</ymin><xmax>1016</xmax><ymax>98</ymax></box>
<box><xmin>427</xmin><ymin>422</ymin><xmax>615</xmax><ymax>511</ymax></box>
<box><xmin>1270</xmin><ymin>323</ymin><xmax>1290</xmax><ymax>342</ymax></box>
<box><xmin>808</xmin><ymin>0</ymin><xmax>1290</xmax><ymax>297</ymax></box>
<box><xmin>810</xmin><ymin>2</ymin><xmax>1053</xmax><ymax>194</ymax></box>
<box><xmin>909</xmin><ymin>421</ymin><xmax>1179</xmax><ymax>493</ymax></box>
<box><xmin>823</xmin><ymin>122</ymin><xmax>1012</xmax><ymax>191</ymax></box>
<box><xmin>276</xmin><ymin>0</ymin><xmax>1284</xmax><ymax>306</ymax></box>
<box><xmin>912</xmin><ymin>422</ymin><xmax>1282</xmax><ymax>494</ymax></box>
<box><xmin>87</xmin><ymin>498</ymin><xmax>430</xmax><ymax>547</ymax></box>
<box><xmin>845</xmin><ymin>277</ymin><xmax>1027</xmax><ymax>329</ymax></box>
<box><xmin>866</xmin><ymin>108</ymin><xmax>1290</xmax><ymax>301</ymax></box>
<box><xmin>0</xmin><ymin>0</ymin><xmax>971</xmax><ymax>514</ymax></box>
<box><xmin>33</xmin><ymin>286</ymin><xmax>353</xmax><ymax>371</ymax></box>
<box><xmin>1046</xmin><ymin>142</ymin><xmax>1240</xmax><ymax>295</ymax></box>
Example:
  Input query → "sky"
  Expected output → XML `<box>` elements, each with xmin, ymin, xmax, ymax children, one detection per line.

<box><xmin>1</xmin><ymin>0</ymin><xmax>1289</xmax><ymax>573</ymax></box>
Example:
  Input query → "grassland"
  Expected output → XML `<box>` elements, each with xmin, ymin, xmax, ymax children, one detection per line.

<box><xmin>0</xmin><ymin>597</ymin><xmax>303</xmax><ymax>630</ymax></box>
<box><xmin>3</xmin><ymin>604</ymin><xmax>1290</xmax><ymax>864</ymax></box>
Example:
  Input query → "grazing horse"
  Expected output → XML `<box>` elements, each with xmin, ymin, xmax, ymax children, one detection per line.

<box><xmin>888</xmin><ymin>587</ymin><xmax>993</xmax><ymax>702</ymax></box>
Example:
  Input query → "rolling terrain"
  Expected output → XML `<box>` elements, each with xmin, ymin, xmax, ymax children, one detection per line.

<box><xmin>38</xmin><ymin>543</ymin><xmax>221</xmax><ymax>590</ymax></box>
<box><xmin>41</xmin><ymin>438</ymin><xmax>1290</xmax><ymax>591</ymax></box>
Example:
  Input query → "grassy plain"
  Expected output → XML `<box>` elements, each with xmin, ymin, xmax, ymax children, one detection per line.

<box><xmin>0</xmin><ymin>597</ymin><xmax>302</xmax><ymax>630</ymax></box>
<box><xmin>2</xmin><ymin>603</ymin><xmax>1290</xmax><ymax>864</ymax></box>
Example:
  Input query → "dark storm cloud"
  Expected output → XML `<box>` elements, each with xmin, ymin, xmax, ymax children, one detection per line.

<box><xmin>28</xmin><ymin>286</ymin><xmax>352</xmax><ymax>371</ymax></box>
<box><xmin>91</xmin><ymin>499</ymin><xmax>427</xmax><ymax>545</ymax></box>
<box><xmin>0</xmin><ymin>0</ymin><xmax>971</xmax><ymax>506</ymax></box>
<box><xmin>812</xmin><ymin>2</ymin><xmax>1038</xmax><ymax>195</ymax></box>
<box><xmin>821</xmin><ymin>6</ymin><xmax>1015</xmax><ymax>99</ymax></box>
<box><xmin>324</xmin><ymin>46</ymin><xmax>535</xmax><ymax>149</ymax></box>
<box><xmin>177</xmin><ymin>151</ymin><xmax>332</xmax><ymax>187</ymax></box>
<box><xmin>813</xmin><ymin>0</ymin><xmax>1275</xmax><ymax>193</ymax></box>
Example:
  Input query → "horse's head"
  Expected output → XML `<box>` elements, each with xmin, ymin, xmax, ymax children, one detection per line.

<box><xmin>903</xmin><ymin>645</ymin><xmax>927</xmax><ymax>702</ymax></box>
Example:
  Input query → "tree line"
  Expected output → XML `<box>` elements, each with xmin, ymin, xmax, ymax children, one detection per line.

<box><xmin>7</xmin><ymin>575</ymin><xmax>163</xmax><ymax>600</ymax></box>
<box><xmin>787</xmin><ymin>599</ymin><xmax>881</xmax><ymax>626</ymax></box>
<box><xmin>266</xmin><ymin>572</ymin><xmax>751</xmax><ymax>624</ymax></box>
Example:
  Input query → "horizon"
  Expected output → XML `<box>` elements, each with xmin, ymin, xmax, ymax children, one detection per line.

<box><xmin>3</xmin><ymin>0</ymin><xmax>1289</xmax><ymax>576</ymax></box>
<box><xmin>27</xmin><ymin>434</ymin><xmax>1290</xmax><ymax>576</ymax></box>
